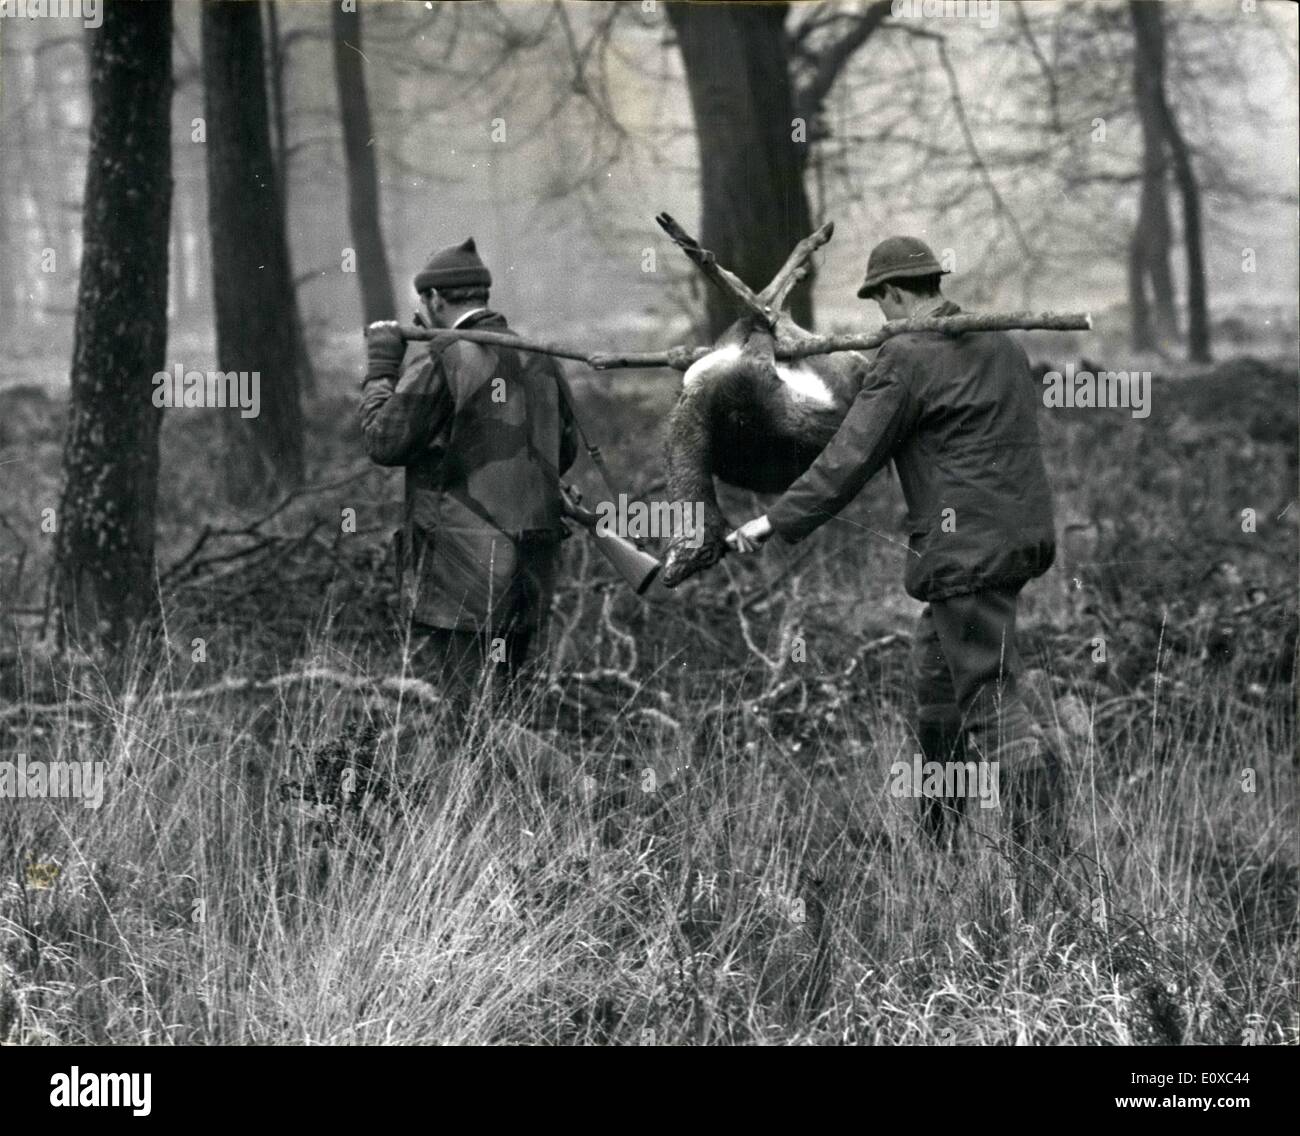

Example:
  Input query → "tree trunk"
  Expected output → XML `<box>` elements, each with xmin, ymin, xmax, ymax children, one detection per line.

<box><xmin>1129</xmin><ymin>1</ymin><xmax>1209</xmax><ymax>362</ymax></box>
<box><xmin>8</xmin><ymin>44</ymin><xmax>49</xmax><ymax>330</ymax></box>
<box><xmin>332</xmin><ymin>1</ymin><xmax>397</xmax><ymax>324</ymax></box>
<box><xmin>1128</xmin><ymin>0</ymin><xmax>1177</xmax><ymax>352</ymax></box>
<box><xmin>264</xmin><ymin>0</ymin><xmax>289</xmax><ymax>184</ymax></box>
<box><xmin>1161</xmin><ymin>96</ymin><xmax>1210</xmax><ymax>362</ymax></box>
<box><xmin>0</xmin><ymin>45</ymin><xmax>10</xmax><ymax>338</ymax></box>
<box><xmin>202</xmin><ymin>0</ymin><xmax>304</xmax><ymax>502</ymax></box>
<box><xmin>1126</xmin><ymin>232</ymin><xmax>1153</xmax><ymax>354</ymax></box>
<box><xmin>264</xmin><ymin>0</ymin><xmax>317</xmax><ymax>393</ymax></box>
<box><xmin>53</xmin><ymin>1</ymin><xmax>173</xmax><ymax>649</ymax></box>
<box><xmin>172</xmin><ymin>175</ymin><xmax>199</xmax><ymax>326</ymax></box>
<box><xmin>667</xmin><ymin>2</ymin><xmax>815</xmax><ymax>339</ymax></box>
<box><xmin>188</xmin><ymin>172</ymin><xmax>214</xmax><ymax>329</ymax></box>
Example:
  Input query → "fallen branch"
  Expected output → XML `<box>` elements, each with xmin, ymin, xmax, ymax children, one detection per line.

<box><xmin>748</xmin><ymin>674</ymin><xmax>805</xmax><ymax>710</ymax></box>
<box><xmin>566</xmin><ymin>667</ymin><xmax>661</xmax><ymax>701</ymax></box>
<box><xmin>858</xmin><ymin>632</ymin><xmax>906</xmax><ymax>655</ymax></box>
<box><xmin>0</xmin><ymin>668</ymin><xmax>442</xmax><ymax>721</ymax></box>
<box><xmin>629</xmin><ymin>706</ymin><xmax>682</xmax><ymax>733</ymax></box>
<box><xmin>161</xmin><ymin>466</ymin><xmax>373</xmax><ymax>584</ymax></box>
<box><xmin>137</xmin><ymin>668</ymin><xmax>443</xmax><ymax>710</ymax></box>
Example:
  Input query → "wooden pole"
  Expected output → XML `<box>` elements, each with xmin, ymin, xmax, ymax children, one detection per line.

<box><xmin>396</xmin><ymin>311</ymin><xmax>1092</xmax><ymax>373</ymax></box>
<box><xmin>777</xmin><ymin>311</ymin><xmax>1094</xmax><ymax>361</ymax></box>
<box><xmin>398</xmin><ymin>325</ymin><xmax>596</xmax><ymax>364</ymax></box>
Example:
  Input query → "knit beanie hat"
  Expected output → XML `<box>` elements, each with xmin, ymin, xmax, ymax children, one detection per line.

<box><xmin>413</xmin><ymin>237</ymin><xmax>492</xmax><ymax>292</ymax></box>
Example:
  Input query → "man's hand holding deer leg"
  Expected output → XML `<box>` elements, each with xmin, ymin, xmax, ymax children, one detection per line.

<box><xmin>726</xmin><ymin>515</ymin><xmax>773</xmax><ymax>555</ymax></box>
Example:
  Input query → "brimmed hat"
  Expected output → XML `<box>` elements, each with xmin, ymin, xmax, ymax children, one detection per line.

<box><xmin>857</xmin><ymin>236</ymin><xmax>949</xmax><ymax>297</ymax></box>
<box><xmin>414</xmin><ymin>237</ymin><xmax>492</xmax><ymax>292</ymax></box>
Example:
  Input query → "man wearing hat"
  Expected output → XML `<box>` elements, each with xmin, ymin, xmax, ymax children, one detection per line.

<box><xmin>359</xmin><ymin>237</ymin><xmax>578</xmax><ymax>714</ymax></box>
<box><xmin>726</xmin><ymin>236</ymin><xmax>1063</xmax><ymax>850</ymax></box>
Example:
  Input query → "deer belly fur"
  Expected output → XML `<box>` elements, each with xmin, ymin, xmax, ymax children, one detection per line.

<box><xmin>682</xmin><ymin>344</ymin><xmax>837</xmax><ymax>409</ymax></box>
<box><xmin>683</xmin><ymin>345</ymin><xmax>848</xmax><ymax>492</ymax></box>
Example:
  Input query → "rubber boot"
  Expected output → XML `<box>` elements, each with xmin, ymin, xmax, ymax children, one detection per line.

<box><xmin>1003</xmin><ymin>748</ymin><xmax>1065</xmax><ymax>853</ymax></box>
<box><xmin>916</xmin><ymin>719</ymin><xmax>969</xmax><ymax>847</ymax></box>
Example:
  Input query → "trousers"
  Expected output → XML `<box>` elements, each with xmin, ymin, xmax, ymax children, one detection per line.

<box><xmin>409</xmin><ymin>622</ymin><xmax>537</xmax><ymax>722</ymax></box>
<box><xmin>911</xmin><ymin>584</ymin><xmax>1046</xmax><ymax>772</ymax></box>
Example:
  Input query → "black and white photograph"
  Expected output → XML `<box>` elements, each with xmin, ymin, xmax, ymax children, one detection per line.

<box><xmin>0</xmin><ymin>0</ymin><xmax>1295</xmax><ymax>1082</ymax></box>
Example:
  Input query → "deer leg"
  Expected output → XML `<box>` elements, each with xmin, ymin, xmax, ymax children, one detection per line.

<box><xmin>661</xmin><ymin>384</ymin><xmax>731</xmax><ymax>589</ymax></box>
<box><xmin>739</xmin><ymin>322</ymin><xmax>779</xmax><ymax>383</ymax></box>
<box><xmin>660</xmin><ymin>325</ymin><xmax>786</xmax><ymax>588</ymax></box>
<box><xmin>758</xmin><ymin>220</ymin><xmax>835</xmax><ymax>313</ymax></box>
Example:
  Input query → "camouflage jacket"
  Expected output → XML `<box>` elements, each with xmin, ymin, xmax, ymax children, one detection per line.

<box><xmin>767</xmin><ymin>302</ymin><xmax>1056</xmax><ymax>602</ymax></box>
<box><xmin>359</xmin><ymin>310</ymin><xmax>579</xmax><ymax>632</ymax></box>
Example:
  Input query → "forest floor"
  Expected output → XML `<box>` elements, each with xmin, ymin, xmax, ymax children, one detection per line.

<box><xmin>0</xmin><ymin>331</ymin><xmax>1295</xmax><ymax>1044</ymax></box>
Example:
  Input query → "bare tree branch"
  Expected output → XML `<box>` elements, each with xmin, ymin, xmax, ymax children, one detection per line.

<box><xmin>1013</xmin><ymin>0</ymin><xmax>1063</xmax><ymax>132</ymax></box>
<box><xmin>793</xmin><ymin>0</ymin><xmax>894</xmax><ymax>126</ymax></box>
<box><xmin>932</xmin><ymin>35</ymin><xmax>1036</xmax><ymax>264</ymax></box>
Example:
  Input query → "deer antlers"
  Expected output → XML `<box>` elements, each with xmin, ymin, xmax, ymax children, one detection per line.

<box><xmin>759</xmin><ymin>220</ymin><xmax>835</xmax><ymax>312</ymax></box>
<box><xmin>655</xmin><ymin>212</ymin><xmax>835</xmax><ymax>330</ymax></box>
<box><xmin>655</xmin><ymin>212</ymin><xmax>778</xmax><ymax>331</ymax></box>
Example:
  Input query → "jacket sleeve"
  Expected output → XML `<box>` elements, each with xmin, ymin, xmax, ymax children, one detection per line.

<box><xmin>766</xmin><ymin>345</ymin><xmax>917</xmax><ymax>543</ymax></box>
<box><xmin>556</xmin><ymin>366</ymin><xmax>580</xmax><ymax>476</ymax></box>
<box><xmin>358</xmin><ymin>350</ymin><xmax>455</xmax><ymax>467</ymax></box>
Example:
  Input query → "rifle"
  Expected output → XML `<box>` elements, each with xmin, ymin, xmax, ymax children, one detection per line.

<box><xmin>560</xmin><ymin>487</ymin><xmax>662</xmax><ymax>596</ymax></box>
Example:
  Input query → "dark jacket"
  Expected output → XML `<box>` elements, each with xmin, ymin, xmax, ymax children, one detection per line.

<box><xmin>766</xmin><ymin>302</ymin><xmax>1055</xmax><ymax>601</ymax></box>
<box><xmin>359</xmin><ymin>310</ymin><xmax>579</xmax><ymax>631</ymax></box>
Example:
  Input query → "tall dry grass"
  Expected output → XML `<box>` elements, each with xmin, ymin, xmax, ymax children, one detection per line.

<box><xmin>0</xmin><ymin>614</ymin><xmax>1293</xmax><ymax>1044</ymax></box>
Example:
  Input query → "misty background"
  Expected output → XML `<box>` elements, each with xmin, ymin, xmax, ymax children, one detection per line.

<box><xmin>3</xmin><ymin>0</ymin><xmax>1296</xmax><ymax>396</ymax></box>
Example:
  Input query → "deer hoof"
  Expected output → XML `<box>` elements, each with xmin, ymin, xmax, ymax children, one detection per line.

<box><xmin>661</xmin><ymin>529</ymin><xmax>728</xmax><ymax>588</ymax></box>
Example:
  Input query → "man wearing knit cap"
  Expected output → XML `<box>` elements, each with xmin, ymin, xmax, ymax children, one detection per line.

<box><xmin>359</xmin><ymin>237</ymin><xmax>578</xmax><ymax>716</ymax></box>
<box><xmin>726</xmin><ymin>236</ymin><xmax>1064</xmax><ymax>852</ymax></box>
